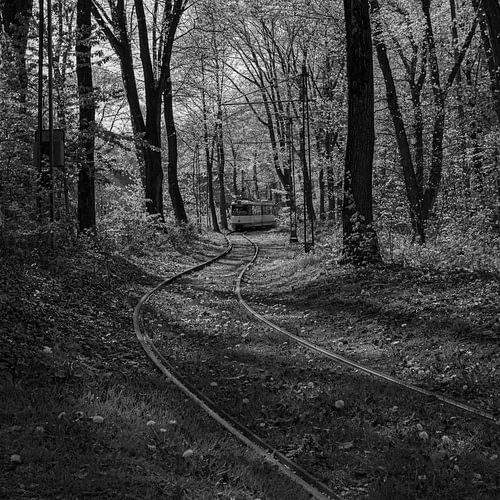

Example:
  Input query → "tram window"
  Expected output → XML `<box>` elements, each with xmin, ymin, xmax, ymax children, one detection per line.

<box><xmin>232</xmin><ymin>205</ymin><xmax>249</xmax><ymax>215</ymax></box>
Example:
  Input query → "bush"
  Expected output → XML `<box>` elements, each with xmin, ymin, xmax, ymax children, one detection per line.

<box><xmin>380</xmin><ymin>210</ymin><xmax>500</xmax><ymax>273</ymax></box>
<box><xmin>97</xmin><ymin>184</ymin><xmax>166</xmax><ymax>253</ymax></box>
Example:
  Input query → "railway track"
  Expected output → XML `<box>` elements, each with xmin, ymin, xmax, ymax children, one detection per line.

<box><xmin>134</xmin><ymin>232</ymin><xmax>337</xmax><ymax>499</ymax></box>
<box><xmin>235</xmin><ymin>233</ymin><xmax>499</xmax><ymax>426</ymax></box>
<box><xmin>135</xmin><ymin>231</ymin><xmax>499</xmax><ymax>499</ymax></box>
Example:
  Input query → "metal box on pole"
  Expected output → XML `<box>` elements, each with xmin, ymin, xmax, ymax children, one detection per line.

<box><xmin>33</xmin><ymin>129</ymin><xmax>65</xmax><ymax>167</ymax></box>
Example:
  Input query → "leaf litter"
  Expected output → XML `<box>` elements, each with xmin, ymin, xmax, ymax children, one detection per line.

<box><xmin>143</xmin><ymin>231</ymin><xmax>500</xmax><ymax>498</ymax></box>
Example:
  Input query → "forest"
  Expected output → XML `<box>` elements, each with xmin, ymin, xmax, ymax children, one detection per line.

<box><xmin>1</xmin><ymin>0</ymin><xmax>499</xmax><ymax>499</ymax></box>
<box><xmin>0</xmin><ymin>0</ymin><xmax>498</xmax><ymax>259</ymax></box>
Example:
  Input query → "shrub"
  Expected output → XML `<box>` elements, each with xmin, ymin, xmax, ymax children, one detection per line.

<box><xmin>380</xmin><ymin>210</ymin><xmax>500</xmax><ymax>273</ymax></box>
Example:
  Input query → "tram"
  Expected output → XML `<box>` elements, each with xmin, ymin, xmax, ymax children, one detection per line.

<box><xmin>230</xmin><ymin>199</ymin><xmax>276</xmax><ymax>230</ymax></box>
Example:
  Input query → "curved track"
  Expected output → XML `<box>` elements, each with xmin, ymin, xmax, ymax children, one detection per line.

<box><xmin>235</xmin><ymin>233</ymin><xmax>499</xmax><ymax>426</ymax></box>
<box><xmin>134</xmin><ymin>231</ymin><xmax>498</xmax><ymax>499</ymax></box>
<box><xmin>134</xmin><ymin>233</ymin><xmax>337</xmax><ymax>500</ymax></box>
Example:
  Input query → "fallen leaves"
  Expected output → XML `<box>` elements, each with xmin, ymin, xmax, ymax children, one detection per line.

<box><xmin>441</xmin><ymin>435</ymin><xmax>452</xmax><ymax>446</ymax></box>
<box><xmin>338</xmin><ymin>441</ymin><xmax>354</xmax><ymax>451</ymax></box>
<box><xmin>418</xmin><ymin>431</ymin><xmax>429</xmax><ymax>441</ymax></box>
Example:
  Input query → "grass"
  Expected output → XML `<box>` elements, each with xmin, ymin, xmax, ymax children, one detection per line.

<box><xmin>1</xmin><ymin>224</ymin><xmax>498</xmax><ymax>499</ymax></box>
<box><xmin>142</xmin><ymin>229</ymin><xmax>499</xmax><ymax>498</ymax></box>
<box><xmin>1</xmin><ymin>380</ymin><xmax>304</xmax><ymax>499</ymax></box>
<box><xmin>0</xmin><ymin>231</ymin><xmax>306</xmax><ymax>500</ymax></box>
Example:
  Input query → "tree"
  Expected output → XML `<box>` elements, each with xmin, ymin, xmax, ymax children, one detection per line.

<box><xmin>472</xmin><ymin>0</ymin><xmax>500</xmax><ymax>123</ymax></box>
<box><xmin>162</xmin><ymin>0</ymin><xmax>188</xmax><ymax>224</ymax></box>
<box><xmin>0</xmin><ymin>0</ymin><xmax>34</xmax><ymax>225</ymax></box>
<box><xmin>76</xmin><ymin>0</ymin><xmax>96</xmax><ymax>232</ymax></box>
<box><xmin>370</xmin><ymin>0</ymin><xmax>426</xmax><ymax>242</ymax></box>
<box><xmin>0</xmin><ymin>0</ymin><xmax>33</xmax><ymax>110</ymax></box>
<box><xmin>342</xmin><ymin>0</ymin><xmax>381</xmax><ymax>264</ymax></box>
<box><xmin>370</xmin><ymin>0</ymin><xmax>478</xmax><ymax>242</ymax></box>
<box><xmin>92</xmin><ymin>0</ymin><xmax>188</xmax><ymax>222</ymax></box>
<box><xmin>310</xmin><ymin>53</ymin><xmax>345</xmax><ymax>222</ymax></box>
<box><xmin>200</xmin><ymin>58</ymin><xmax>220</xmax><ymax>232</ymax></box>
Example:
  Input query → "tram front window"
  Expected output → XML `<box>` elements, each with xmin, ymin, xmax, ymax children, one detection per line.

<box><xmin>232</xmin><ymin>206</ymin><xmax>249</xmax><ymax>216</ymax></box>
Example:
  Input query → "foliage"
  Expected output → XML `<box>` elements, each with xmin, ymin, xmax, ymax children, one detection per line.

<box><xmin>1</xmin><ymin>228</ymin><xmax>304</xmax><ymax>499</ymax></box>
<box><xmin>96</xmin><ymin>184</ymin><xmax>161</xmax><ymax>252</ymax></box>
<box><xmin>96</xmin><ymin>182</ymin><xmax>198</xmax><ymax>254</ymax></box>
<box><xmin>388</xmin><ymin>210</ymin><xmax>500</xmax><ymax>273</ymax></box>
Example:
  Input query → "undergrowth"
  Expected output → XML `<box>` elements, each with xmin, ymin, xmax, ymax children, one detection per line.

<box><xmin>0</xmin><ymin>221</ymin><xmax>302</xmax><ymax>499</ymax></box>
<box><xmin>310</xmin><ymin>214</ymin><xmax>499</xmax><ymax>274</ymax></box>
<box><xmin>380</xmin><ymin>211</ymin><xmax>500</xmax><ymax>273</ymax></box>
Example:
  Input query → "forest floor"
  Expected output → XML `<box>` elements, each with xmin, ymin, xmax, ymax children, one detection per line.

<box><xmin>1</xmin><ymin>227</ymin><xmax>499</xmax><ymax>499</ymax></box>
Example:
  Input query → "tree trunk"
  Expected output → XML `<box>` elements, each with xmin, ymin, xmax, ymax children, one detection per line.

<box><xmin>216</xmin><ymin>111</ymin><xmax>227</xmax><ymax>230</ymax></box>
<box><xmin>319</xmin><ymin>169</ymin><xmax>325</xmax><ymax>220</ymax></box>
<box><xmin>421</xmin><ymin>0</ymin><xmax>445</xmax><ymax>221</ymax></box>
<box><xmin>135</xmin><ymin>0</ymin><xmax>164</xmax><ymax>219</ymax></box>
<box><xmin>252</xmin><ymin>155</ymin><xmax>259</xmax><ymax>199</ymax></box>
<box><xmin>412</xmin><ymin>89</ymin><xmax>426</xmax><ymax>190</ymax></box>
<box><xmin>231</xmin><ymin>143</ymin><xmax>238</xmax><ymax>197</ymax></box>
<box><xmin>473</xmin><ymin>0</ymin><xmax>500</xmax><ymax>123</ymax></box>
<box><xmin>342</xmin><ymin>0</ymin><xmax>381</xmax><ymax>264</ymax></box>
<box><xmin>325</xmin><ymin>130</ymin><xmax>337</xmax><ymax>221</ymax></box>
<box><xmin>464</xmin><ymin>64</ymin><xmax>484</xmax><ymax>198</ymax></box>
<box><xmin>206</xmin><ymin>146</ymin><xmax>219</xmax><ymax>232</ymax></box>
<box><xmin>201</xmin><ymin>60</ymin><xmax>219</xmax><ymax>232</ymax></box>
<box><xmin>1</xmin><ymin>0</ymin><xmax>33</xmax><ymax>110</ymax></box>
<box><xmin>370</xmin><ymin>0</ymin><xmax>426</xmax><ymax>243</ymax></box>
<box><xmin>449</xmin><ymin>0</ymin><xmax>467</xmax><ymax>134</ymax></box>
<box><xmin>142</xmin><ymin>141</ymin><xmax>163</xmax><ymax>217</ymax></box>
<box><xmin>92</xmin><ymin>0</ymin><xmax>186</xmax><ymax>220</ymax></box>
<box><xmin>164</xmin><ymin>75</ymin><xmax>187</xmax><ymax>223</ymax></box>
<box><xmin>92</xmin><ymin>1</ymin><xmax>151</xmax><ymax>208</ymax></box>
<box><xmin>76</xmin><ymin>0</ymin><xmax>95</xmax><ymax>233</ymax></box>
